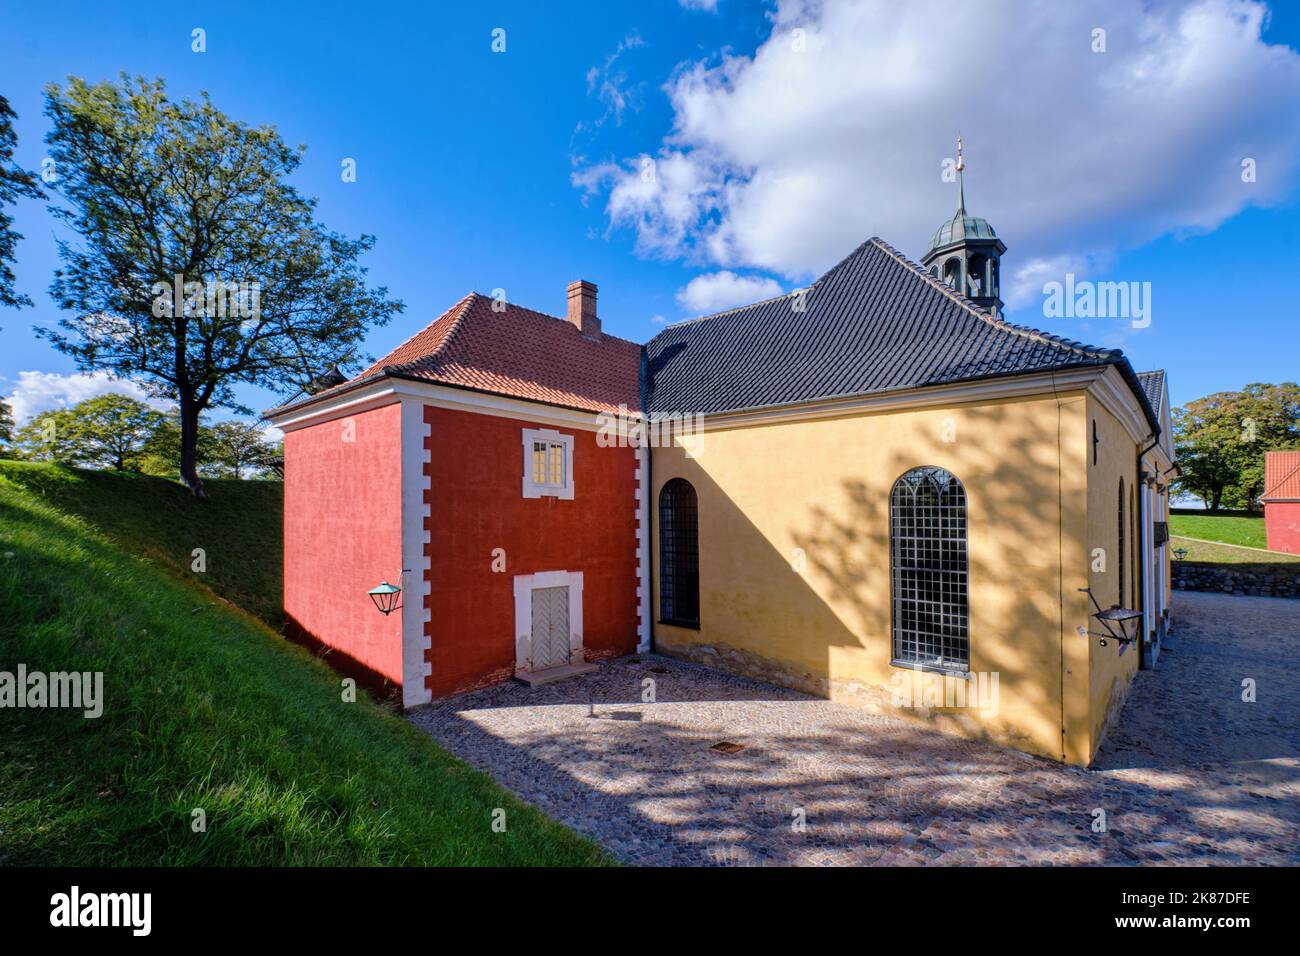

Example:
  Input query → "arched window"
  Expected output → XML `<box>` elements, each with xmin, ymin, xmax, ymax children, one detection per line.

<box><xmin>659</xmin><ymin>478</ymin><xmax>699</xmax><ymax>627</ymax></box>
<box><xmin>1118</xmin><ymin>479</ymin><xmax>1126</xmax><ymax>608</ymax></box>
<box><xmin>942</xmin><ymin>257</ymin><xmax>962</xmax><ymax>290</ymax></box>
<box><xmin>968</xmin><ymin>253</ymin><xmax>988</xmax><ymax>297</ymax></box>
<box><xmin>890</xmin><ymin>467</ymin><xmax>969</xmax><ymax>670</ymax></box>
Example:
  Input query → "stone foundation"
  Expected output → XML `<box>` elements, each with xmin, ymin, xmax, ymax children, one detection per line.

<box><xmin>1172</xmin><ymin>562</ymin><xmax>1300</xmax><ymax>599</ymax></box>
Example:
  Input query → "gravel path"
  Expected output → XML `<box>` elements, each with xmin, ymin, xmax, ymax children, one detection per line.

<box><xmin>410</xmin><ymin>591</ymin><xmax>1299</xmax><ymax>866</ymax></box>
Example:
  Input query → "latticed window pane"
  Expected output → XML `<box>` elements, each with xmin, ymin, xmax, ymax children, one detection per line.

<box><xmin>533</xmin><ymin>443</ymin><xmax>548</xmax><ymax>485</ymax></box>
<box><xmin>890</xmin><ymin>467</ymin><xmax>969</xmax><ymax>669</ymax></box>
<box><xmin>659</xmin><ymin>478</ymin><xmax>699</xmax><ymax>626</ymax></box>
<box><xmin>549</xmin><ymin>444</ymin><xmax>564</xmax><ymax>487</ymax></box>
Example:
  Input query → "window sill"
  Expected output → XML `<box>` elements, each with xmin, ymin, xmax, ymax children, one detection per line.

<box><xmin>658</xmin><ymin>618</ymin><xmax>700</xmax><ymax>631</ymax></box>
<box><xmin>890</xmin><ymin>659</ymin><xmax>972</xmax><ymax>680</ymax></box>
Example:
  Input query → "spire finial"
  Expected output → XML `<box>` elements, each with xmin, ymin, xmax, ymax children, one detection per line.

<box><xmin>956</xmin><ymin>134</ymin><xmax>966</xmax><ymax>214</ymax></box>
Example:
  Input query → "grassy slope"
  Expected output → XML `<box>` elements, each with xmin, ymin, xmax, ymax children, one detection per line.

<box><xmin>1169</xmin><ymin>513</ymin><xmax>1268</xmax><ymax>550</ymax></box>
<box><xmin>1169</xmin><ymin>535</ymin><xmax>1300</xmax><ymax>565</ymax></box>
<box><xmin>0</xmin><ymin>463</ymin><xmax>609</xmax><ymax>865</ymax></box>
<box><xmin>0</xmin><ymin>462</ymin><xmax>283</xmax><ymax>626</ymax></box>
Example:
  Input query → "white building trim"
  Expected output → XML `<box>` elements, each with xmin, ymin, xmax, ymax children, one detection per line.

<box><xmin>512</xmin><ymin>570</ymin><xmax>584</xmax><ymax>673</ymax></box>
<box><xmin>268</xmin><ymin>364</ymin><xmax>1157</xmax><ymax>448</ymax></box>
<box><xmin>686</xmin><ymin>365</ymin><xmax>1156</xmax><ymax>445</ymax></box>
<box><xmin>399</xmin><ymin>398</ymin><xmax>433</xmax><ymax>708</ymax></box>
<box><xmin>520</xmin><ymin>427</ymin><xmax>575</xmax><ymax>500</ymax></box>
<box><xmin>268</xmin><ymin>378</ymin><xmax>619</xmax><ymax>435</ymax></box>
<box><xmin>1141</xmin><ymin>479</ymin><xmax>1155</xmax><ymax>643</ymax></box>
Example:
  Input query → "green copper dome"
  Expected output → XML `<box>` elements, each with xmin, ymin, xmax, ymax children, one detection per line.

<box><xmin>927</xmin><ymin>212</ymin><xmax>998</xmax><ymax>256</ymax></box>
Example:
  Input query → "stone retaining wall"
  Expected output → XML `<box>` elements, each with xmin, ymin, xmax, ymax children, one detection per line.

<box><xmin>1172</xmin><ymin>562</ymin><xmax>1300</xmax><ymax>599</ymax></box>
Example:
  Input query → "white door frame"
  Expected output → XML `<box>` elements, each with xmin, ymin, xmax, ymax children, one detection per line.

<box><xmin>512</xmin><ymin>570</ymin><xmax>584</xmax><ymax>673</ymax></box>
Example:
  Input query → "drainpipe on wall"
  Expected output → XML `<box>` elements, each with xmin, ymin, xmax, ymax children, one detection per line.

<box><xmin>639</xmin><ymin>347</ymin><xmax>654</xmax><ymax>656</ymax></box>
<box><xmin>644</xmin><ymin>434</ymin><xmax>653</xmax><ymax>654</ymax></box>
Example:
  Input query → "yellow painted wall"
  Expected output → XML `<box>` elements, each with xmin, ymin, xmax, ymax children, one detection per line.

<box><xmin>651</xmin><ymin>391</ymin><xmax>1099</xmax><ymax>764</ymax></box>
<box><xmin>1084</xmin><ymin>396</ymin><xmax>1142</xmax><ymax>755</ymax></box>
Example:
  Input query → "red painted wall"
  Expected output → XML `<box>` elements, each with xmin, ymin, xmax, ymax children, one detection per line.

<box><xmin>423</xmin><ymin>405</ymin><xmax>639</xmax><ymax>698</ymax></box>
<box><xmin>1265</xmin><ymin>501</ymin><xmax>1300</xmax><ymax>555</ymax></box>
<box><xmin>283</xmin><ymin>403</ymin><xmax>404</xmax><ymax>689</ymax></box>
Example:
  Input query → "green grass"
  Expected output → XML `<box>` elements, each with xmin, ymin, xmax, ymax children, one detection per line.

<box><xmin>0</xmin><ymin>461</ymin><xmax>283</xmax><ymax>626</ymax></box>
<box><xmin>0</xmin><ymin>463</ymin><xmax>610</xmax><ymax>865</ymax></box>
<box><xmin>1169</xmin><ymin>512</ymin><xmax>1269</xmax><ymax>551</ymax></box>
<box><xmin>1170</xmin><ymin>535</ymin><xmax>1300</xmax><ymax>566</ymax></box>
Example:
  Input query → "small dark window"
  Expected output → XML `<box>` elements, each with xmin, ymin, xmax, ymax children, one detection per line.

<box><xmin>659</xmin><ymin>478</ymin><xmax>699</xmax><ymax>627</ymax></box>
<box><xmin>890</xmin><ymin>467</ymin><xmax>969</xmax><ymax>670</ymax></box>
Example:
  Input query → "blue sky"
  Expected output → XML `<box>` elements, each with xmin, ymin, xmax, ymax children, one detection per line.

<box><xmin>1</xmin><ymin>0</ymin><xmax>1298</xmax><ymax>426</ymax></box>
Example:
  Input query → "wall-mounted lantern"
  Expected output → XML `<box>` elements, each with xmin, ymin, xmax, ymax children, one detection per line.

<box><xmin>1172</xmin><ymin>547</ymin><xmax>1189</xmax><ymax>561</ymax></box>
<box><xmin>367</xmin><ymin>580</ymin><xmax>403</xmax><ymax>616</ymax></box>
<box><xmin>1093</xmin><ymin>605</ymin><xmax>1143</xmax><ymax>649</ymax></box>
<box><xmin>1077</xmin><ymin>587</ymin><xmax>1142</xmax><ymax>650</ymax></box>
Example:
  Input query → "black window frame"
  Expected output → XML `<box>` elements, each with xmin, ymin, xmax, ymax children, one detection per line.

<box><xmin>889</xmin><ymin>466</ymin><xmax>970</xmax><ymax>675</ymax></box>
<box><xmin>658</xmin><ymin>478</ymin><xmax>700</xmax><ymax>628</ymax></box>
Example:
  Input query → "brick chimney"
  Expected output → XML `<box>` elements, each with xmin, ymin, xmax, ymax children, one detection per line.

<box><xmin>566</xmin><ymin>280</ymin><xmax>601</xmax><ymax>338</ymax></box>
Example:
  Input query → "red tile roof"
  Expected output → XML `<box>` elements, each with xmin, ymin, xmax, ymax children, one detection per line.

<box><xmin>271</xmin><ymin>293</ymin><xmax>642</xmax><ymax>416</ymax></box>
<box><xmin>1264</xmin><ymin>450</ymin><xmax>1300</xmax><ymax>501</ymax></box>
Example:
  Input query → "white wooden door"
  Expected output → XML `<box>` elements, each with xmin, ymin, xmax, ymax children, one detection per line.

<box><xmin>530</xmin><ymin>586</ymin><xmax>571</xmax><ymax>670</ymax></box>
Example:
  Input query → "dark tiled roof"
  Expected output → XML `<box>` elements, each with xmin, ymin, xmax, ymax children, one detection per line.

<box><xmin>644</xmin><ymin>238</ymin><xmax>1160</xmax><ymax>433</ymax></box>
<box><xmin>1136</xmin><ymin>370</ymin><xmax>1166</xmax><ymax>413</ymax></box>
<box><xmin>268</xmin><ymin>293</ymin><xmax>642</xmax><ymax>417</ymax></box>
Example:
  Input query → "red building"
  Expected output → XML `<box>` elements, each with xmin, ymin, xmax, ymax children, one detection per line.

<box><xmin>267</xmin><ymin>281</ymin><xmax>647</xmax><ymax>707</ymax></box>
<box><xmin>1263</xmin><ymin>450</ymin><xmax>1300</xmax><ymax>556</ymax></box>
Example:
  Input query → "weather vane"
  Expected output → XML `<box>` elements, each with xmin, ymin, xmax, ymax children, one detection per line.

<box><xmin>955</xmin><ymin>134</ymin><xmax>966</xmax><ymax>212</ymax></box>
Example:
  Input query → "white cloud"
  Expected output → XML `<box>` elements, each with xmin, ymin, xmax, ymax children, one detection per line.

<box><xmin>580</xmin><ymin>0</ymin><xmax>1300</xmax><ymax>299</ymax></box>
<box><xmin>676</xmin><ymin>270</ymin><xmax>785</xmax><ymax>314</ymax></box>
<box><xmin>3</xmin><ymin>371</ymin><xmax>168</xmax><ymax>425</ymax></box>
<box><xmin>679</xmin><ymin>0</ymin><xmax>719</xmax><ymax>10</ymax></box>
<box><xmin>1005</xmin><ymin>252</ymin><xmax>1116</xmax><ymax>312</ymax></box>
<box><xmin>583</xmin><ymin>33</ymin><xmax>646</xmax><ymax>130</ymax></box>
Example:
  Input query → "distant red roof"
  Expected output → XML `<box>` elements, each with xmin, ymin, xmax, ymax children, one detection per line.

<box><xmin>270</xmin><ymin>293</ymin><xmax>642</xmax><ymax>417</ymax></box>
<box><xmin>1264</xmin><ymin>450</ymin><xmax>1300</xmax><ymax>502</ymax></box>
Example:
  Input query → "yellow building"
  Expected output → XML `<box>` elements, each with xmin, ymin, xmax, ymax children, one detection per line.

<box><xmin>643</xmin><ymin>174</ymin><xmax>1172</xmax><ymax>767</ymax></box>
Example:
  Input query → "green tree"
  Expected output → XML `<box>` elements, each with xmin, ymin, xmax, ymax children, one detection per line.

<box><xmin>206</xmin><ymin>419</ymin><xmax>277</xmax><ymax>479</ymax></box>
<box><xmin>1174</xmin><ymin>382</ymin><xmax>1300</xmax><ymax>511</ymax></box>
<box><xmin>38</xmin><ymin>75</ymin><xmax>402</xmax><ymax>496</ymax></box>
<box><xmin>62</xmin><ymin>393</ymin><xmax>165</xmax><ymax>470</ymax></box>
<box><xmin>0</xmin><ymin>396</ymin><xmax>13</xmax><ymax>444</ymax></box>
<box><xmin>138</xmin><ymin>411</ymin><xmax>216</xmax><ymax>478</ymax></box>
<box><xmin>12</xmin><ymin>407</ymin><xmax>77</xmax><ymax>462</ymax></box>
<box><xmin>12</xmin><ymin>393</ymin><xmax>163</xmax><ymax>470</ymax></box>
<box><xmin>0</xmin><ymin>94</ymin><xmax>44</xmax><ymax>310</ymax></box>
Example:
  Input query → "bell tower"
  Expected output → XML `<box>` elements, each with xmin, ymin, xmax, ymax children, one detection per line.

<box><xmin>921</xmin><ymin>136</ymin><xmax>1006</xmax><ymax>314</ymax></box>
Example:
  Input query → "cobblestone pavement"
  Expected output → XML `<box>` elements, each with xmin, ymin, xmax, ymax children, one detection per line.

<box><xmin>409</xmin><ymin>591</ymin><xmax>1299</xmax><ymax>866</ymax></box>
